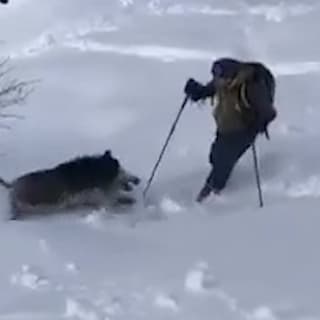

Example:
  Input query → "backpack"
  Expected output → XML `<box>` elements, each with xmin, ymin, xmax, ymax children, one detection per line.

<box><xmin>230</xmin><ymin>62</ymin><xmax>277</xmax><ymax>137</ymax></box>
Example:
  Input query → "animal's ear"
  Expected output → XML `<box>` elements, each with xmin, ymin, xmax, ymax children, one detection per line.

<box><xmin>104</xmin><ymin>150</ymin><xmax>112</xmax><ymax>158</ymax></box>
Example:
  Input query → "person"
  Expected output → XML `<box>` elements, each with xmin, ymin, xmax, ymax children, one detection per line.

<box><xmin>0</xmin><ymin>0</ymin><xmax>9</xmax><ymax>4</ymax></box>
<box><xmin>184</xmin><ymin>57</ymin><xmax>277</xmax><ymax>203</ymax></box>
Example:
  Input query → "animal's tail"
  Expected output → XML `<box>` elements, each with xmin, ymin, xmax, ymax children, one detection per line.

<box><xmin>0</xmin><ymin>176</ymin><xmax>12</xmax><ymax>188</ymax></box>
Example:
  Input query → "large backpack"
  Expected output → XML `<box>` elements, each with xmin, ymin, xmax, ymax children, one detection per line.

<box><xmin>230</xmin><ymin>62</ymin><xmax>277</xmax><ymax>137</ymax></box>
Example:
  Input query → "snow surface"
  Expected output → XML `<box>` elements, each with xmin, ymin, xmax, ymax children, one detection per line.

<box><xmin>0</xmin><ymin>0</ymin><xmax>320</xmax><ymax>319</ymax></box>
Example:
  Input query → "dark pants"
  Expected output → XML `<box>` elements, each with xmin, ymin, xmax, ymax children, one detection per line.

<box><xmin>206</xmin><ymin>129</ymin><xmax>257</xmax><ymax>191</ymax></box>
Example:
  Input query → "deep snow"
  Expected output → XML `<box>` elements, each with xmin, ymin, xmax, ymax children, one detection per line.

<box><xmin>0</xmin><ymin>0</ymin><xmax>319</xmax><ymax>319</ymax></box>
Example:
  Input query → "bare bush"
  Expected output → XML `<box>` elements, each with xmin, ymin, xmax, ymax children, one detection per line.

<box><xmin>0</xmin><ymin>58</ymin><xmax>38</xmax><ymax>116</ymax></box>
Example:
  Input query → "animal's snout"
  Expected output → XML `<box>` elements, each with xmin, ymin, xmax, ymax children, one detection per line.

<box><xmin>122</xmin><ymin>182</ymin><xmax>134</xmax><ymax>192</ymax></box>
<box><xmin>131</xmin><ymin>176</ymin><xmax>141</xmax><ymax>185</ymax></box>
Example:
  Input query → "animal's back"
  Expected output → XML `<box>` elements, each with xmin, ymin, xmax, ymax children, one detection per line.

<box><xmin>54</xmin><ymin>154</ymin><xmax>120</xmax><ymax>192</ymax></box>
<box><xmin>11</xmin><ymin>170</ymin><xmax>66</xmax><ymax>207</ymax></box>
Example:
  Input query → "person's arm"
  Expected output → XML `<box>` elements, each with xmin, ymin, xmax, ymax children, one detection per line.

<box><xmin>184</xmin><ymin>78</ymin><xmax>216</xmax><ymax>102</ymax></box>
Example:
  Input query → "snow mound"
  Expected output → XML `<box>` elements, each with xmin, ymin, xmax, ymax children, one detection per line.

<box><xmin>160</xmin><ymin>196</ymin><xmax>184</xmax><ymax>215</ymax></box>
<box><xmin>65</xmin><ymin>298</ymin><xmax>105</xmax><ymax>320</ymax></box>
<box><xmin>287</xmin><ymin>176</ymin><xmax>320</xmax><ymax>198</ymax></box>
<box><xmin>10</xmin><ymin>265</ymin><xmax>49</xmax><ymax>290</ymax></box>
<box><xmin>153</xmin><ymin>292</ymin><xmax>179</xmax><ymax>312</ymax></box>
<box><xmin>184</xmin><ymin>261</ymin><xmax>217</xmax><ymax>294</ymax></box>
<box><xmin>249</xmin><ymin>306</ymin><xmax>278</xmax><ymax>320</ymax></box>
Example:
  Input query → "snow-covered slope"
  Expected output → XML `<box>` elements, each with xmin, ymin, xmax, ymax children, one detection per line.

<box><xmin>0</xmin><ymin>1</ymin><xmax>319</xmax><ymax>319</ymax></box>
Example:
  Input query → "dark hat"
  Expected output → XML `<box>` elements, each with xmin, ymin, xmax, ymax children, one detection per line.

<box><xmin>211</xmin><ymin>58</ymin><xmax>242</xmax><ymax>79</ymax></box>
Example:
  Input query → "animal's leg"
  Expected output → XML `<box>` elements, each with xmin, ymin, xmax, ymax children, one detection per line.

<box><xmin>9</xmin><ymin>201</ymin><xmax>25</xmax><ymax>220</ymax></box>
<box><xmin>65</xmin><ymin>190</ymin><xmax>105</xmax><ymax>209</ymax></box>
<box><xmin>10</xmin><ymin>209</ymin><xmax>21</xmax><ymax>220</ymax></box>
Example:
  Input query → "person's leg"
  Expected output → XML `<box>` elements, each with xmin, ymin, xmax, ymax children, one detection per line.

<box><xmin>197</xmin><ymin>130</ymin><xmax>256</xmax><ymax>202</ymax></box>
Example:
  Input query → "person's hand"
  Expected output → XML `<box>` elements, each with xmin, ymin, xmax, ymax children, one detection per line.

<box><xmin>184</xmin><ymin>78</ymin><xmax>204</xmax><ymax>102</ymax></box>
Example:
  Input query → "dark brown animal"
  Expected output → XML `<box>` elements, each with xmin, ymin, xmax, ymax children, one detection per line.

<box><xmin>0</xmin><ymin>150</ymin><xmax>140</xmax><ymax>219</ymax></box>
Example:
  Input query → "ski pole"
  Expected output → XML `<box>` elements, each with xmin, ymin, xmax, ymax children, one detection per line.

<box><xmin>252</xmin><ymin>142</ymin><xmax>264</xmax><ymax>208</ymax></box>
<box><xmin>143</xmin><ymin>95</ymin><xmax>189</xmax><ymax>200</ymax></box>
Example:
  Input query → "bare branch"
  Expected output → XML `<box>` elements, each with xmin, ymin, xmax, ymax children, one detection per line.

<box><xmin>0</xmin><ymin>58</ymin><xmax>38</xmax><ymax>128</ymax></box>
<box><xmin>0</xmin><ymin>58</ymin><xmax>38</xmax><ymax>111</ymax></box>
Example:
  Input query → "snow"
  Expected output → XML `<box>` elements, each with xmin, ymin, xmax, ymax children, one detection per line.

<box><xmin>0</xmin><ymin>0</ymin><xmax>320</xmax><ymax>319</ymax></box>
<box><xmin>184</xmin><ymin>261</ymin><xmax>217</xmax><ymax>294</ymax></box>
<box><xmin>248</xmin><ymin>3</ymin><xmax>313</xmax><ymax>22</ymax></box>
<box><xmin>153</xmin><ymin>292</ymin><xmax>179</xmax><ymax>312</ymax></box>
<box><xmin>160</xmin><ymin>196</ymin><xmax>184</xmax><ymax>214</ymax></box>
<box><xmin>10</xmin><ymin>265</ymin><xmax>49</xmax><ymax>290</ymax></box>
<box><xmin>64</xmin><ymin>298</ymin><xmax>105</xmax><ymax>320</ymax></box>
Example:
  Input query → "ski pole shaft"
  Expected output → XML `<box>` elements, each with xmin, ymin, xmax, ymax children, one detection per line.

<box><xmin>143</xmin><ymin>95</ymin><xmax>189</xmax><ymax>200</ymax></box>
<box><xmin>252</xmin><ymin>142</ymin><xmax>264</xmax><ymax>208</ymax></box>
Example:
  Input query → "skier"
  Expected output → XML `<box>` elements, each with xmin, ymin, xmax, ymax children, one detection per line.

<box><xmin>0</xmin><ymin>0</ymin><xmax>9</xmax><ymax>4</ymax></box>
<box><xmin>184</xmin><ymin>58</ymin><xmax>277</xmax><ymax>203</ymax></box>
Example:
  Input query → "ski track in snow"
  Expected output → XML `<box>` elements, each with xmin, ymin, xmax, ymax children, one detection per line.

<box><xmin>3</xmin><ymin>1</ymin><xmax>320</xmax><ymax>77</ymax></box>
<box><xmin>8</xmin><ymin>33</ymin><xmax>320</xmax><ymax>77</ymax></box>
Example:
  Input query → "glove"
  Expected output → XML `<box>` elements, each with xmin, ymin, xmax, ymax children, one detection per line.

<box><xmin>184</xmin><ymin>78</ymin><xmax>205</xmax><ymax>102</ymax></box>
